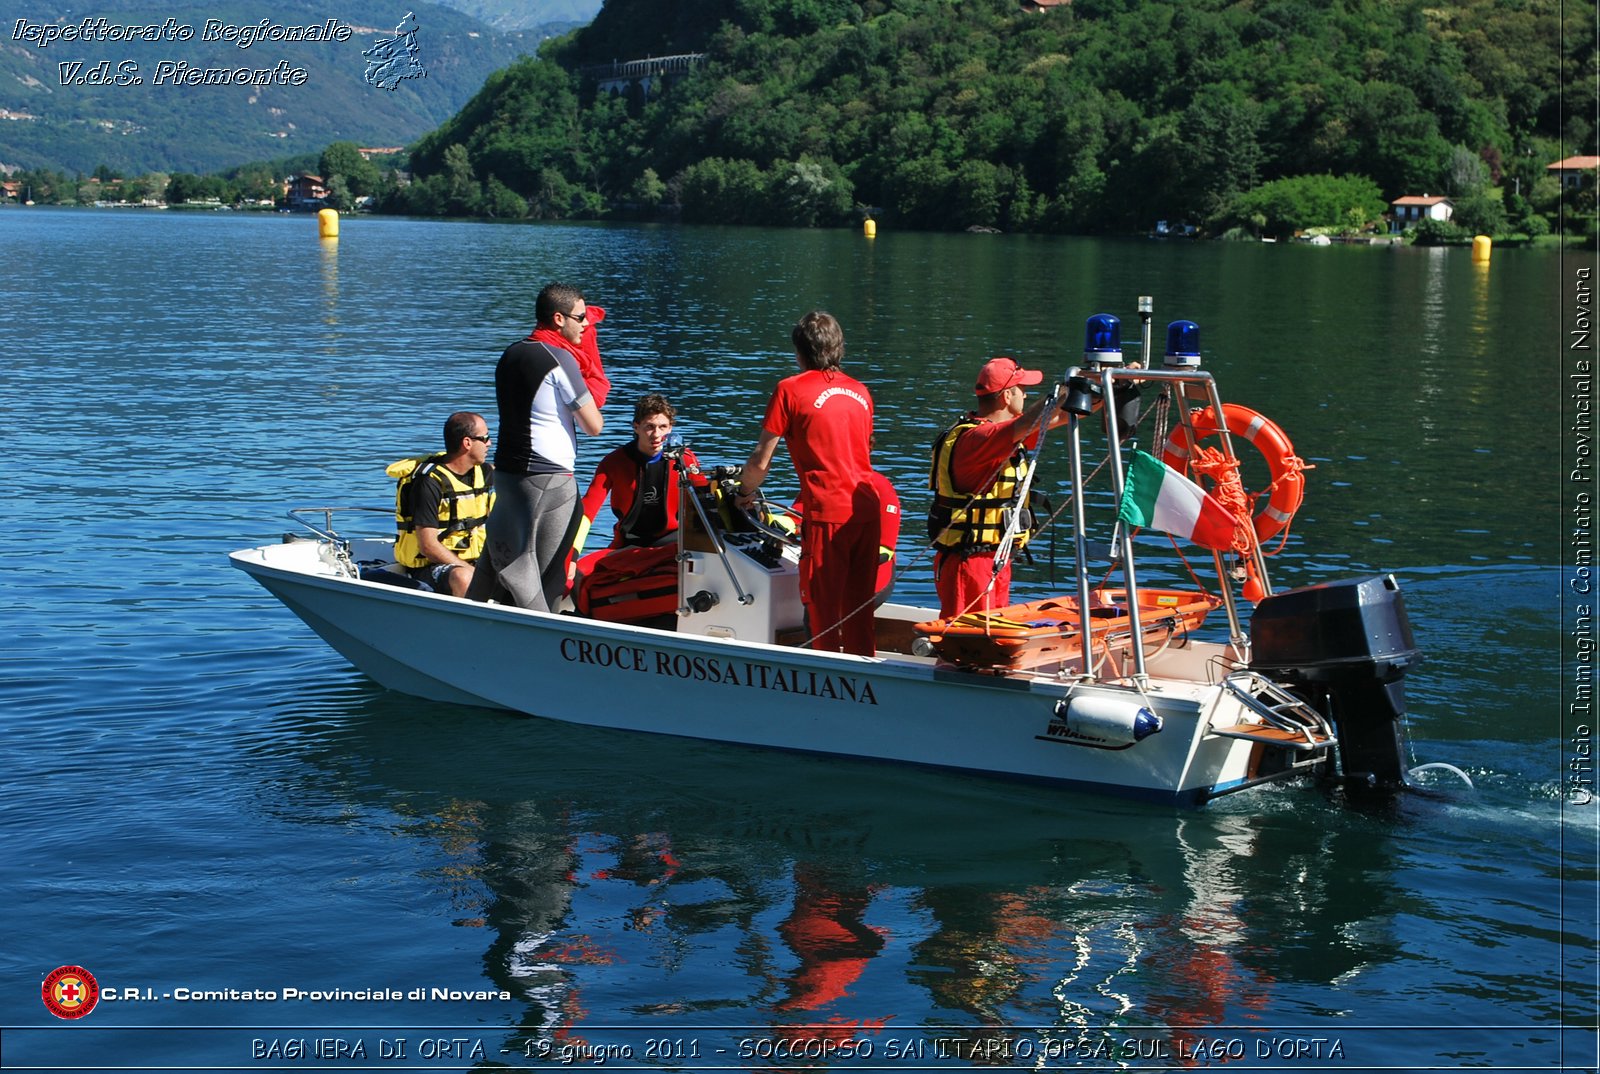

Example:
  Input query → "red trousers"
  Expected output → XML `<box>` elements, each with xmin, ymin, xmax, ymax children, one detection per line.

<box><xmin>800</xmin><ymin>515</ymin><xmax>880</xmax><ymax>655</ymax></box>
<box><xmin>934</xmin><ymin>549</ymin><xmax>1013</xmax><ymax>619</ymax></box>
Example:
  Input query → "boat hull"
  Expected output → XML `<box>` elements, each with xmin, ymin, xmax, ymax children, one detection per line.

<box><xmin>231</xmin><ymin>540</ymin><xmax>1278</xmax><ymax>806</ymax></box>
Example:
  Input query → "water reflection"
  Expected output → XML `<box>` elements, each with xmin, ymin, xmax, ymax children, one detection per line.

<box><xmin>271</xmin><ymin>692</ymin><xmax>1416</xmax><ymax>1059</ymax></box>
<box><xmin>320</xmin><ymin>236</ymin><xmax>339</xmax><ymax>329</ymax></box>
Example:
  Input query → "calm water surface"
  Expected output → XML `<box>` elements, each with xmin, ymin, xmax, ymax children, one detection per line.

<box><xmin>1</xmin><ymin>208</ymin><xmax>1592</xmax><ymax>1071</ymax></box>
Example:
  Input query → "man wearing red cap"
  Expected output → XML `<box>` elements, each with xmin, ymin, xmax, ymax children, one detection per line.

<box><xmin>928</xmin><ymin>356</ymin><xmax>1068</xmax><ymax>619</ymax></box>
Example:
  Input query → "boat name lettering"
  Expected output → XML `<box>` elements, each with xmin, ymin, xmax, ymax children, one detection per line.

<box><xmin>1039</xmin><ymin>719</ymin><xmax>1125</xmax><ymax>750</ymax></box>
<box><xmin>558</xmin><ymin>638</ymin><xmax>877</xmax><ymax>704</ymax></box>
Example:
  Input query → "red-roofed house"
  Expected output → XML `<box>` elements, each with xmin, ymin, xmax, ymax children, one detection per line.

<box><xmin>1547</xmin><ymin>156</ymin><xmax>1600</xmax><ymax>190</ymax></box>
<box><xmin>1390</xmin><ymin>195</ymin><xmax>1454</xmax><ymax>231</ymax></box>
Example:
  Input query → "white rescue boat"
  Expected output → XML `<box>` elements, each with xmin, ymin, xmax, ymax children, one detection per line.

<box><xmin>231</xmin><ymin>309</ymin><xmax>1425</xmax><ymax>807</ymax></box>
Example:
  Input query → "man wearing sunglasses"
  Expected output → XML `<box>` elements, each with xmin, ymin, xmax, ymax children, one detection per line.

<box><xmin>389</xmin><ymin>410</ymin><xmax>495</xmax><ymax>597</ymax></box>
<box><xmin>469</xmin><ymin>283</ymin><xmax>605</xmax><ymax>611</ymax></box>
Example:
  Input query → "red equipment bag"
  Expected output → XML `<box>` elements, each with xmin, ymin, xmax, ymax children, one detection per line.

<box><xmin>573</xmin><ymin>544</ymin><xmax>680</xmax><ymax>623</ymax></box>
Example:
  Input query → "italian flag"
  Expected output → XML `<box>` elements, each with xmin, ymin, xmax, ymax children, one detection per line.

<box><xmin>1118</xmin><ymin>449</ymin><xmax>1237</xmax><ymax>551</ymax></box>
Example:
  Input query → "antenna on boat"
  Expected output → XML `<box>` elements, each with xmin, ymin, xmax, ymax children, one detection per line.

<box><xmin>1138</xmin><ymin>295</ymin><xmax>1154</xmax><ymax>367</ymax></box>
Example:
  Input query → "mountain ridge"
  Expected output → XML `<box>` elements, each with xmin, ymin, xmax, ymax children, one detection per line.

<box><xmin>0</xmin><ymin>0</ymin><xmax>598</xmax><ymax>174</ymax></box>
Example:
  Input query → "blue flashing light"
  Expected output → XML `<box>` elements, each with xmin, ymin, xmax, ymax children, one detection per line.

<box><xmin>1164</xmin><ymin>320</ymin><xmax>1202</xmax><ymax>367</ymax></box>
<box><xmin>1083</xmin><ymin>313</ymin><xmax>1123</xmax><ymax>363</ymax></box>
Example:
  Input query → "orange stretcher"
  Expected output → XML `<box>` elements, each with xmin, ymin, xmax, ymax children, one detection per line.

<box><xmin>913</xmin><ymin>589</ymin><xmax>1222</xmax><ymax>671</ymax></box>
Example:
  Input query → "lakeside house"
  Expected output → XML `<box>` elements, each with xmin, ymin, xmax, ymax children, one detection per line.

<box><xmin>1547</xmin><ymin>156</ymin><xmax>1600</xmax><ymax>190</ymax></box>
<box><xmin>284</xmin><ymin>174</ymin><xmax>329</xmax><ymax>210</ymax></box>
<box><xmin>1389</xmin><ymin>194</ymin><xmax>1454</xmax><ymax>232</ymax></box>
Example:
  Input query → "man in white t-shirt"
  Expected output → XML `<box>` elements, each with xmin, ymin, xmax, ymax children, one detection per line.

<box><xmin>467</xmin><ymin>283</ymin><xmax>604</xmax><ymax>611</ymax></box>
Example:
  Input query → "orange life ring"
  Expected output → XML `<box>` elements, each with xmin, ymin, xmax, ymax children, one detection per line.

<box><xmin>1162</xmin><ymin>403</ymin><xmax>1305</xmax><ymax>543</ymax></box>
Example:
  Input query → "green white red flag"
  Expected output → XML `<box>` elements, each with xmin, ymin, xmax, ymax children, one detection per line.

<box><xmin>1118</xmin><ymin>449</ymin><xmax>1236</xmax><ymax>550</ymax></box>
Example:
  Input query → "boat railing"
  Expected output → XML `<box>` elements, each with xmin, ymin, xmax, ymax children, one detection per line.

<box><xmin>1215</xmin><ymin>672</ymin><xmax>1336</xmax><ymax>752</ymax></box>
<box><xmin>286</xmin><ymin>506</ymin><xmax>393</xmax><ymax>545</ymax></box>
<box><xmin>1058</xmin><ymin>363</ymin><xmax>1262</xmax><ymax>683</ymax></box>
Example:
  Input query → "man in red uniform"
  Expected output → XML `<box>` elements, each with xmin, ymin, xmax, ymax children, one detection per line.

<box><xmin>736</xmin><ymin>311</ymin><xmax>879</xmax><ymax>656</ymax></box>
<box><xmin>784</xmin><ymin>465</ymin><xmax>901</xmax><ymax>605</ymax></box>
<box><xmin>577</xmin><ymin>393</ymin><xmax>704</xmax><ymax>553</ymax></box>
<box><xmin>928</xmin><ymin>357</ymin><xmax>1069</xmax><ymax>618</ymax></box>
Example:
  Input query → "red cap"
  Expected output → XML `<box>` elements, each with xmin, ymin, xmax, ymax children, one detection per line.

<box><xmin>974</xmin><ymin>356</ymin><xmax>1044</xmax><ymax>395</ymax></box>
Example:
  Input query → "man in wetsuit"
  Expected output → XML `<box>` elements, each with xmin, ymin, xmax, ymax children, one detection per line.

<box><xmin>467</xmin><ymin>283</ymin><xmax>604</xmax><ymax>612</ymax></box>
<box><xmin>577</xmin><ymin>393</ymin><xmax>705</xmax><ymax>553</ymax></box>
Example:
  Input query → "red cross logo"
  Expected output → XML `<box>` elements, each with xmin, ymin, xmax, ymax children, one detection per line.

<box><xmin>42</xmin><ymin>966</ymin><xmax>98</xmax><ymax>1020</ymax></box>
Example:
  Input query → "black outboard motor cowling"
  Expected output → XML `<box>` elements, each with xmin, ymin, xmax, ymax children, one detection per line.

<box><xmin>1249</xmin><ymin>574</ymin><xmax>1420</xmax><ymax>789</ymax></box>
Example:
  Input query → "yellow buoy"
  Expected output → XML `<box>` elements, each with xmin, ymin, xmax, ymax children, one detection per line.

<box><xmin>1472</xmin><ymin>234</ymin><xmax>1491</xmax><ymax>262</ymax></box>
<box><xmin>318</xmin><ymin>208</ymin><xmax>340</xmax><ymax>239</ymax></box>
<box><xmin>863</xmin><ymin>218</ymin><xmax>876</xmax><ymax>238</ymax></box>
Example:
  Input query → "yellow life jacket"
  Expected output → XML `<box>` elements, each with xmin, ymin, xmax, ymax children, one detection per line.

<box><xmin>388</xmin><ymin>454</ymin><xmax>494</xmax><ymax>569</ymax></box>
<box><xmin>927</xmin><ymin>416</ymin><xmax>1033</xmax><ymax>551</ymax></box>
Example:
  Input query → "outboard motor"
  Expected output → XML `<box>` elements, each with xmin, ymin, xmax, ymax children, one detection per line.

<box><xmin>1249</xmin><ymin>574</ymin><xmax>1420</xmax><ymax>790</ymax></box>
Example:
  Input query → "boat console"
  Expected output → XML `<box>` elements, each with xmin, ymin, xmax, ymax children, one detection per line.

<box><xmin>673</xmin><ymin>464</ymin><xmax>807</xmax><ymax>645</ymax></box>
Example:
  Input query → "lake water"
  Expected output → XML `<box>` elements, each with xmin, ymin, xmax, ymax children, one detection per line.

<box><xmin>1</xmin><ymin>207</ymin><xmax>1594</xmax><ymax>1071</ymax></box>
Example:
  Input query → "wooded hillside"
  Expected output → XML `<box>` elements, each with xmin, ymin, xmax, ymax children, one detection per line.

<box><xmin>398</xmin><ymin>0</ymin><xmax>1591</xmax><ymax>234</ymax></box>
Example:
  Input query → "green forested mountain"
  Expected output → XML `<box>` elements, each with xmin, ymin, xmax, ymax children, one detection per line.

<box><xmin>0</xmin><ymin>0</ymin><xmax>566</xmax><ymax>175</ymax></box>
<box><xmin>394</xmin><ymin>0</ymin><xmax>1593</xmax><ymax>235</ymax></box>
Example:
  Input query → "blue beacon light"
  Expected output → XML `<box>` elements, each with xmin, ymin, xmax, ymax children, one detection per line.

<box><xmin>1164</xmin><ymin>320</ymin><xmax>1202</xmax><ymax>368</ymax></box>
<box><xmin>1083</xmin><ymin>314</ymin><xmax>1123</xmax><ymax>365</ymax></box>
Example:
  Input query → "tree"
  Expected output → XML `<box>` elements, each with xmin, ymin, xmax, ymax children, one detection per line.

<box><xmin>677</xmin><ymin>157</ymin><xmax>768</xmax><ymax>224</ymax></box>
<box><xmin>483</xmin><ymin>176</ymin><xmax>528</xmax><ymax>219</ymax></box>
<box><xmin>1229</xmin><ymin>174</ymin><xmax>1388</xmax><ymax>237</ymax></box>
<box><xmin>771</xmin><ymin>157</ymin><xmax>852</xmax><ymax>227</ymax></box>
<box><xmin>1446</xmin><ymin>146</ymin><xmax>1489</xmax><ymax>199</ymax></box>
<box><xmin>164</xmin><ymin>173</ymin><xmax>207</xmax><ymax>204</ymax></box>
<box><xmin>323</xmin><ymin>176</ymin><xmax>353</xmax><ymax>212</ymax></box>
<box><xmin>1175</xmin><ymin>85</ymin><xmax>1264</xmax><ymax>223</ymax></box>
<box><xmin>629</xmin><ymin>167</ymin><xmax>667</xmax><ymax>209</ymax></box>
<box><xmin>1452</xmin><ymin>193</ymin><xmax>1506</xmax><ymax>237</ymax></box>
<box><xmin>443</xmin><ymin>144</ymin><xmax>479</xmax><ymax>215</ymax></box>
<box><xmin>319</xmin><ymin>142</ymin><xmax>381</xmax><ymax>199</ymax></box>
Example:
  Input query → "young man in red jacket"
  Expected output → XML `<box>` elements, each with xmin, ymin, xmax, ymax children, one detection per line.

<box><xmin>576</xmin><ymin>393</ymin><xmax>705</xmax><ymax>554</ymax></box>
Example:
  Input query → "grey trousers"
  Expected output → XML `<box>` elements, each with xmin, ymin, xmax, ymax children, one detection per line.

<box><xmin>467</xmin><ymin>471</ymin><xmax>580</xmax><ymax>612</ymax></box>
